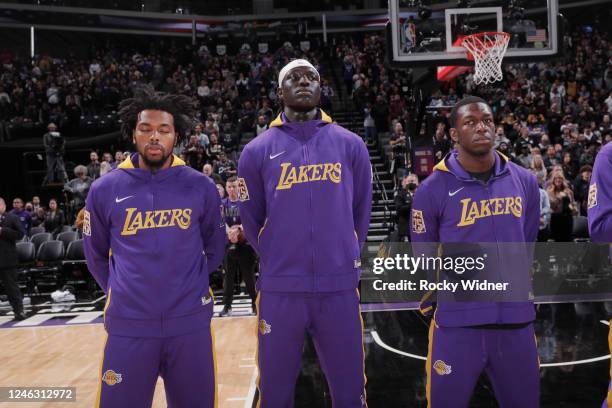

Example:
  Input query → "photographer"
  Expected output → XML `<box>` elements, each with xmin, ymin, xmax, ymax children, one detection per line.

<box><xmin>42</xmin><ymin>122</ymin><xmax>67</xmax><ymax>185</ymax></box>
<box><xmin>395</xmin><ymin>174</ymin><xmax>419</xmax><ymax>242</ymax></box>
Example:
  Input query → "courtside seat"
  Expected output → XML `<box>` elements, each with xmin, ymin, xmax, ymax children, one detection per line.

<box><xmin>57</xmin><ymin>231</ymin><xmax>80</xmax><ymax>251</ymax></box>
<box><xmin>30</xmin><ymin>232</ymin><xmax>52</xmax><ymax>252</ymax></box>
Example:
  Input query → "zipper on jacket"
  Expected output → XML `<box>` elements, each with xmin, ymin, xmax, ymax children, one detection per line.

<box><xmin>150</xmin><ymin>173</ymin><xmax>163</xmax><ymax>323</ymax></box>
<box><xmin>302</xmin><ymin>133</ymin><xmax>316</xmax><ymax>291</ymax></box>
<box><xmin>483</xmin><ymin>180</ymin><xmax>504</xmax><ymax>323</ymax></box>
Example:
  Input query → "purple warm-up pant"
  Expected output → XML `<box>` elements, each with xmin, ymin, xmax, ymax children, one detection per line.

<box><xmin>426</xmin><ymin>321</ymin><xmax>540</xmax><ymax>408</ymax></box>
<box><xmin>95</xmin><ymin>328</ymin><xmax>216</xmax><ymax>407</ymax></box>
<box><xmin>256</xmin><ymin>290</ymin><xmax>367</xmax><ymax>408</ymax></box>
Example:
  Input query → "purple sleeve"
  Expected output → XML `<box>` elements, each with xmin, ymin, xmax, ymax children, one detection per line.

<box><xmin>352</xmin><ymin>139</ymin><xmax>373</xmax><ymax>248</ymax></box>
<box><xmin>410</xmin><ymin>182</ymin><xmax>440</xmax><ymax>243</ymax></box>
<box><xmin>524</xmin><ymin>173</ymin><xmax>540</xmax><ymax>243</ymax></box>
<box><xmin>237</xmin><ymin>145</ymin><xmax>266</xmax><ymax>254</ymax></box>
<box><xmin>200</xmin><ymin>178</ymin><xmax>227</xmax><ymax>274</ymax></box>
<box><xmin>83</xmin><ymin>183</ymin><xmax>111</xmax><ymax>292</ymax></box>
<box><xmin>410</xmin><ymin>182</ymin><xmax>440</xmax><ymax>316</ymax></box>
<box><xmin>588</xmin><ymin>146</ymin><xmax>612</xmax><ymax>242</ymax></box>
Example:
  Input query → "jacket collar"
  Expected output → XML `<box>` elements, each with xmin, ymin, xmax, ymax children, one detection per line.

<box><xmin>433</xmin><ymin>149</ymin><xmax>510</xmax><ymax>181</ymax></box>
<box><xmin>118</xmin><ymin>154</ymin><xmax>186</xmax><ymax>170</ymax></box>
<box><xmin>269</xmin><ymin>109</ymin><xmax>333</xmax><ymax>128</ymax></box>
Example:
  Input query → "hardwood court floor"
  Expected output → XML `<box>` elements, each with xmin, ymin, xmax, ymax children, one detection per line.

<box><xmin>0</xmin><ymin>316</ymin><xmax>257</xmax><ymax>407</ymax></box>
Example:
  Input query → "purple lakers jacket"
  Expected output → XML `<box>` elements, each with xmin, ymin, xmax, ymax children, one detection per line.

<box><xmin>411</xmin><ymin>150</ymin><xmax>540</xmax><ymax>327</ymax></box>
<box><xmin>237</xmin><ymin>110</ymin><xmax>372</xmax><ymax>292</ymax></box>
<box><xmin>83</xmin><ymin>154</ymin><xmax>226</xmax><ymax>337</ymax></box>
<box><xmin>588</xmin><ymin>141</ymin><xmax>612</xmax><ymax>242</ymax></box>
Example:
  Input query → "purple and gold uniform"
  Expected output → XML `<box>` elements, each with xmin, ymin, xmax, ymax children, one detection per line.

<box><xmin>411</xmin><ymin>150</ymin><xmax>540</xmax><ymax>408</ymax></box>
<box><xmin>587</xmin><ymin>142</ymin><xmax>612</xmax><ymax>408</ymax></box>
<box><xmin>84</xmin><ymin>154</ymin><xmax>226</xmax><ymax>408</ymax></box>
<box><xmin>237</xmin><ymin>110</ymin><xmax>372</xmax><ymax>407</ymax></box>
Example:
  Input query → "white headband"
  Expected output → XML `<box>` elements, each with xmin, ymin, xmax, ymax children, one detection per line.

<box><xmin>278</xmin><ymin>59</ymin><xmax>319</xmax><ymax>86</ymax></box>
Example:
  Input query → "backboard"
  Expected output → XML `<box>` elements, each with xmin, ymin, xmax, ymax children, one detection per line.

<box><xmin>388</xmin><ymin>0</ymin><xmax>560</xmax><ymax>66</ymax></box>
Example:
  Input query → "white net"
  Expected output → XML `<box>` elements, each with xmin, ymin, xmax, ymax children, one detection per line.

<box><xmin>461</xmin><ymin>32</ymin><xmax>510</xmax><ymax>85</ymax></box>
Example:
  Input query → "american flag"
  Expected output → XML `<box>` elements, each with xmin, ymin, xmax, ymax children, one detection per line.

<box><xmin>526</xmin><ymin>29</ymin><xmax>547</xmax><ymax>43</ymax></box>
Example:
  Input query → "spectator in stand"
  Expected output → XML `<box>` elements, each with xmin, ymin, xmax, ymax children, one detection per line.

<box><xmin>320</xmin><ymin>79</ymin><xmax>334</xmax><ymax>112</ymax></box>
<box><xmin>64</xmin><ymin>165</ymin><xmax>92</xmax><ymax>217</ymax></box>
<box><xmin>363</xmin><ymin>103</ymin><xmax>377</xmax><ymax>144</ymax></box>
<box><xmin>32</xmin><ymin>196</ymin><xmax>41</xmax><ymax>213</ymax></box>
<box><xmin>497</xmin><ymin>141</ymin><xmax>512</xmax><ymax>158</ymax></box>
<box><xmin>255</xmin><ymin>115</ymin><xmax>269</xmax><ymax>136</ymax></box>
<box><xmin>31</xmin><ymin>206</ymin><xmax>45</xmax><ymax>228</ymax></box>
<box><xmin>203</xmin><ymin>118</ymin><xmax>218</xmax><ymax>137</ymax></box>
<box><xmin>194</xmin><ymin>123</ymin><xmax>210</xmax><ymax>148</ymax></box>
<box><xmin>538</xmin><ymin>184</ymin><xmax>552</xmax><ymax>242</ymax></box>
<box><xmin>514</xmin><ymin>127</ymin><xmax>533</xmax><ymax>153</ymax></box>
<box><xmin>433</xmin><ymin>122</ymin><xmax>451</xmax><ymax>163</ymax></box>
<box><xmin>44</xmin><ymin>198</ymin><xmax>65</xmax><ymax>236</ymax></box>
<box><xmin>257</xmin><ymin>99</ymin><xmax>274</xmax><ymax>122</ymax></box>
<box><xmin>215</xmin><ymin>151</ymin><xmax>237</xmax><ymax>182</ymax></box>
<box><xmin>100</xmin><ymin>161</ymin><xmax>113</xmax><ymax>177</ymax></box>
<box><xmin>9</xmin><ymin>198</ymin><xmax>31</xmax><ymax>235</ymax></box>
<box><xmin>579</xmin><ymin>140</ymin><xmax>599</xmax><ymax>167</ymax></box>
<box><xmin>219</xmin><ymin>123</ymin><xmax>238</xmax><ymax>158</ymax></box>
<box><xmin>547</xmin><ymin>172</ymin><xmax>578</xmax><ymax>242</ymax></box>
<box><xmin>573</xmin><ymin>165</ymin><xmax>592</xmax><ymax>216</ymax></box>
<box><xmin>531</xmin><ymin>155</ymin><xmax>548</xmax><ymax>187</ymax></box>
<box><xmin>515</xmin><ymin>143</ymin><xmax>533</xmax><ymax>169</ymax></box>
<box><xmin>114</xmin><ymin>151</ymin><xmax>125</xmax><ymax>168</ymax></box>
<box><xmin>183</xmin><ymin>134</ymin><xmax>205</xmax><ymax>170</ymax></box>
<box><xmin>239</xmin><ymin>100</ymin><xmax>256</xmax><ymax>134</ymax></box>
<box><xmin>203</xmin><ymin>164</ymin><xmax>223</xmax><ymax>185</ymax></box>
<box><xmin>543</xmin><ymin>145</ymin><xmax>560</xmax><ymax>169</ymax></box>
<box><xmin>389</xmin><ymin>122</ymin><xmax>408</xmax><ymax>186</ymax></box>
<box><xmin>538</xmin><ymin>134</ymin><xmax>552</xmax><ymax>152</ymax></box>
<box><xmin>494</xmin><ymin>126</ymin><xmax>510</xmax><ymax>149</ymax></box>
<box><xmin>208</xmin><ymin>132</ymin><xmax>224</xmax><ymax>162</ymax></box>
<box><xmin>87</xmin><ymin>151</ymin><xmax>101</xmax><ymax>180</ymax></box>
<box><xmin>561</xmin><ymin>151</ymin><xmax>578</xmax><ymax>181</ymax></box>
<box><xmin>102</xmin><ymin>152</ymin><xmax>114</xmax><ymax>167</ymax></box>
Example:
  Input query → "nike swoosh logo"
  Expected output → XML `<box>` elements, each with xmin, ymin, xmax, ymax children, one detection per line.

<box><xmin>115</xmin><ymin>195</ymin><xmax>134</xmax><ymax>203</ymax></box>
<box><xmin>269</xmin><ymin>151</ymin><xmax>285</xmax><ymax>159</ymax></box>
<box><xmin>448</xmin><ymin>187</ymin><xmax>464</xmax><ymax>197</ymax></box>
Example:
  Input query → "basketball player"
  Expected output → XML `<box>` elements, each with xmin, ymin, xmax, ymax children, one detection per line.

<box><xmin>411</xmin><ymin>96</ymin><xmax>541</xmax><ymax>407</ymax></box>
<box><xmin>587</xmin><ymin>140</ymin><xmax>612</xmax><ymax>407</ymax></box>
<box><xmin>237</xmin><ymin>59</ymin><xmax>372</xmax><ymax>407</ymax></box>
<box><xmin>83</xmin><ymin>85</ymin><xmax>226</xmax><ymax>408</ymax></box>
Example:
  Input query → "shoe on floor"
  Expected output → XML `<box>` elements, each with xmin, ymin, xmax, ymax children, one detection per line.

<box><xmin>219</xmin><ymin>305</ymin><xmax>232</xmax><ymax>317</ymax></box>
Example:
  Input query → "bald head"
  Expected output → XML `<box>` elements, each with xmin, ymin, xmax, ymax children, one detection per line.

<box><xmin>0</xmin><ymin>197</ymin><xmax>5</xmax><ymax>214</ymax></box>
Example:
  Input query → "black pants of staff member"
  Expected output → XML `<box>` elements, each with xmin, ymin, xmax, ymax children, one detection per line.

<box><xmin>0</xmin><ymin>267</ymin><xmax>23</xmax><ymax>315</ymax></box>
<box><xmin>223</xmin><ymin>242</ymin><xmax>257</xmax><ymax>307</ymax></box>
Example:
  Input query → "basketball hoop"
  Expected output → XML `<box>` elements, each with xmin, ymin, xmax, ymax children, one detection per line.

<box><xmin>461</xmin><ymin>32</ymin><xmax>510</xmax><ymax>85</ymax></box>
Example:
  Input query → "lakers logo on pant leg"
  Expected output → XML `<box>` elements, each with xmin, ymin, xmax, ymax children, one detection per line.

<box><xmin>433</xmin><ymin>360</ymin><xmax>452</xmax><ymax>375</ymax></box>
<box><xmin>259</xmin><ymin>319</ymin><xmax>271</xmax><ymax>335</ymax></box>
<box><xmin>102</xmin><ymin>370</ymin><xmax>123</xmax><ymax>386</ymax></box>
